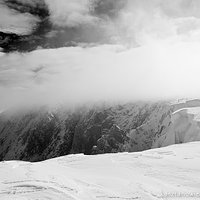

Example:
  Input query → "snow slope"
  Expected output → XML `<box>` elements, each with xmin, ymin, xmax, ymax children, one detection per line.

<box><xmin>1</xmin><ymin>142</ymin><xmax>200</xmax><ymax>200</ymax></box>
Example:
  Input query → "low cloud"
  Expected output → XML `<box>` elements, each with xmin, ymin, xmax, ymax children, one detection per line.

<box><xmin>1</xmin><ymin>42</ymin><xmax>200</xmax><ymax>109</ymax></box>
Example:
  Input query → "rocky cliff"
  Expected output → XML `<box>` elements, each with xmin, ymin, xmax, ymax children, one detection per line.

<box><xmin>1</xmin><ymin>99</ymin><xmax>200</xmax><ymax>161</ymax></box>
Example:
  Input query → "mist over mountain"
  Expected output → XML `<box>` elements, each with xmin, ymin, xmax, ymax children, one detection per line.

<box><xmin>1</xmin><ymin>1</ymin><xmax>200</xmax><ymax>161</ymax></box>
<box><xmin>1</xmin><ymin>0</ymin><xmax>200</xmax><ymax>110</ymax></box>
<box><xmin>0</xmin><ymin>99</ymin><xmax>200</xmax><ymax>162</ymax></box>
<box><xmin>2</xmin><ymin>1</ymin><xmax>200</xmax><ymax>199</ymax></box>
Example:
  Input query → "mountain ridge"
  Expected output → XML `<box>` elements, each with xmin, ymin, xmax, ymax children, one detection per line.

<box><xmin>0</xmin><ymin>99</ymin><xmax>200</xmax><ymax>161</ymax></box>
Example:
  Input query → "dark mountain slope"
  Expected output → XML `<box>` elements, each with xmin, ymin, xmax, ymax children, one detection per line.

<box><xmin>0</xmin><ymin>102</ymin><xmax>173</xmax><ymax>161</ymax></box>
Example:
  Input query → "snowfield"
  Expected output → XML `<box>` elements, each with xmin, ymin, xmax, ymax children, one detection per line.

<box><xmin>1</xmin><ymin>142</ymin><xmax>200</xmax><ymax>200</ymax></box>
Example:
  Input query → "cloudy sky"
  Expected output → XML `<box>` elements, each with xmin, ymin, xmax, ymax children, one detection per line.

<box><xmin>1</xmin><ymin>0</ymin><xmax>200</xmax><ymax>109</ymax></box>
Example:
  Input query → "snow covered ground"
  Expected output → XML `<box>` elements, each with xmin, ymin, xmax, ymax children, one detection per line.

<box><xmin>1</xmin><ymin>142</ymin><xmax>200</xmax><ymax>200</ymax></box>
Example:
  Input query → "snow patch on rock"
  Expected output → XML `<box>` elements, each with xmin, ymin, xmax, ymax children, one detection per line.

<box><xmin>153</xmin><ymin>106</ymin><xmax>200</xmax><ymax>148</ymax></box>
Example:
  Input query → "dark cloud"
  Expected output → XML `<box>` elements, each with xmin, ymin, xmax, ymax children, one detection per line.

<box><xmin>0</xmin><ymin>0</ymin><xmax>50</xmax><ymax>52</ymax></box>
<box><xmin>0</xmin><ymin>0</ymin><xmax>129</xmax><ymax>52</ymax></box>
<box><xmin>93</xmin><ymin>0</ymin><xmax>127</xmax><ymax>18</ymax></box>
<box><xmin>2</xmin><ymin>0</ymin><xmax>200</xmax><ymax>52</ymax></box>
<box><xmin>4</xmin><ymin>0</ymin><xmax>48</xmax><ymax>18</ymax></box>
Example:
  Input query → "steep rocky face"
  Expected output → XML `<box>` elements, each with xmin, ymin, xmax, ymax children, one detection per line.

<box><xmin>0</xmin><ymin>101</ymin><xmax>180</xmax><ymax>161</ymax></box>
<box><xmin>0</xmin><ymin>108</ymin><xmax>75</xmax><ymax>161</ymax></box>
<box><xmin>94</xmin><ymin>125</ymin><xmax>127</xmax><ymax>154</ymax></box>
<box><xmin>125</xmin><ymin>104</ymin><xmax>173</xmax><ymax>152</ymax></box>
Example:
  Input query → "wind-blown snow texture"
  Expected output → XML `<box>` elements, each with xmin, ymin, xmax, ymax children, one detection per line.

<box><xmin>1</xmin><ymin>99</ymin><xmax>200</xmax><ymax>161</ymax></box>
<box><xmin>0</xmin><ymin>142</ymin><xmax>200</xmax><ymax>200</ymax></box>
